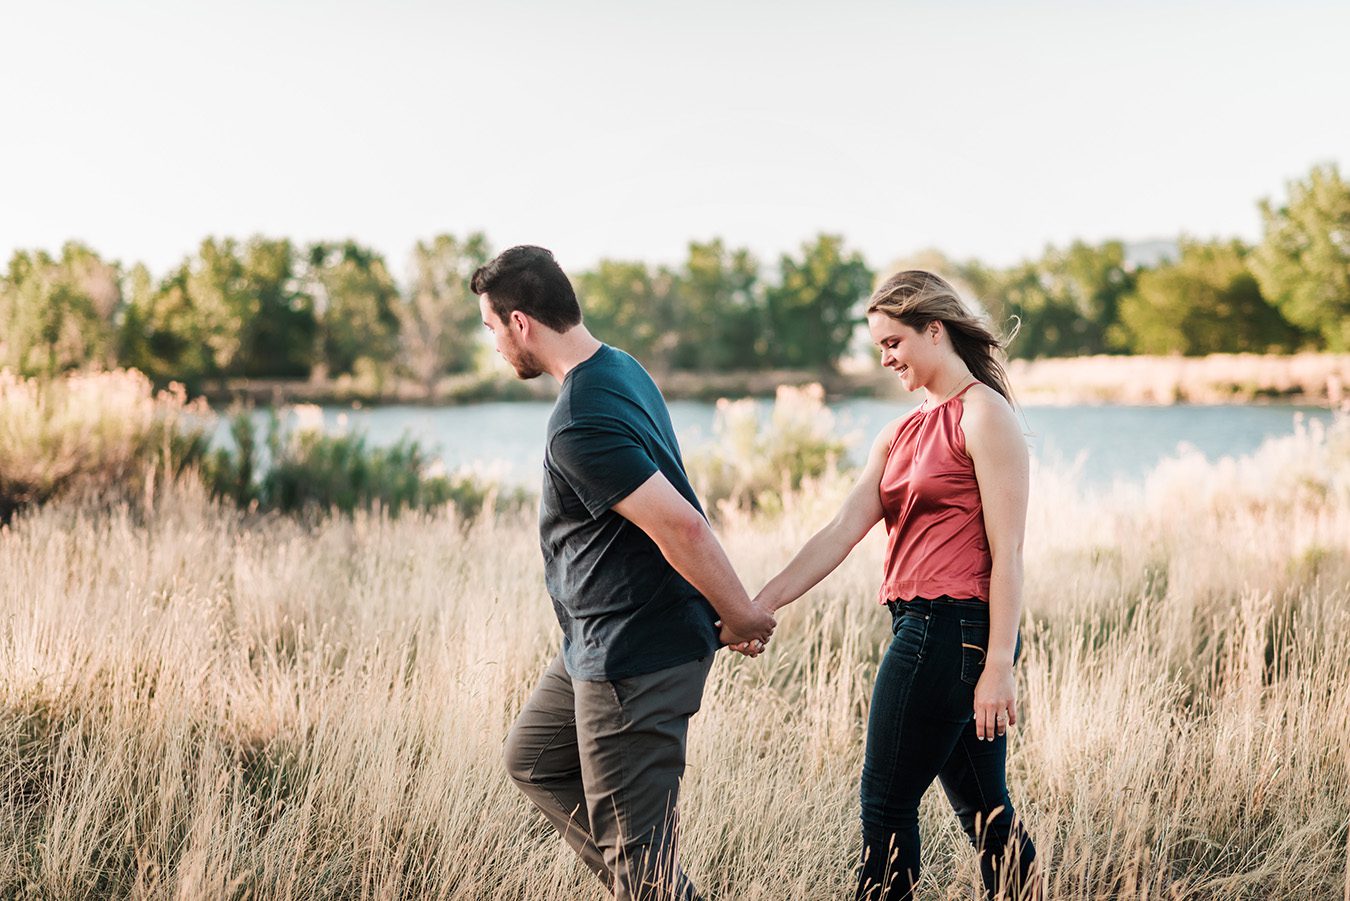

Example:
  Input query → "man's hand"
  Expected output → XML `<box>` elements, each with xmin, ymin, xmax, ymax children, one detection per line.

<box><xmin>716</xmin><ymin>604</ymin><xmax>775</xmax><ymax>657</ymax></box>
<box><xmin>720</xmin><ymin>603</ymin><xmax>775</xmax><ymax>643</ymax></box>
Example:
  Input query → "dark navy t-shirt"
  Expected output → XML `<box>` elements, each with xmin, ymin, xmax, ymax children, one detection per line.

<box><xmin>540</xmin><ymin>344</ymin><xmax>720</xmax><ymax>681</ymax></box>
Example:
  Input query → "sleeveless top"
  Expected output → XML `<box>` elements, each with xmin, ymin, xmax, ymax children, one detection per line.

<box><xmin>877</xmin><ymin>382</ymin><xmax>992</xmax><ymax>604</ymax></box>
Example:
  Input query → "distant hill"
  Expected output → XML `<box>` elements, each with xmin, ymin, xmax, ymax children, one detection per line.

<box><xmin>1124</xmin><ymin>239</ymin><xmax>1180</xmax><ymax>269</ymax></box>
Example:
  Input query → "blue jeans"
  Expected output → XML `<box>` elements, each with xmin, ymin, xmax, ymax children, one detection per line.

<box><xmin>856</xmin><ymin>597</ymin><xmax>1036</xmax><ymax>900</ymax></box>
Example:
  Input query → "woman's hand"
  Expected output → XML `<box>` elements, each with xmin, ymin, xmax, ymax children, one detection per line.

<box><xmin>973</xmin><ymin>662</ymin><xmax>1017</xmax><ymax>741</ymax></box>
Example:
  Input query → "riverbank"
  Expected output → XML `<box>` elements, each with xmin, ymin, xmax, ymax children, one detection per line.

<box><xmin>1006</xmin><ymin>352</ymin><xmax>1350</xmax><ymax>406</ymax></box>
<box><xmin>202</xmin><ymin>367</ymin><xmax>900</xmax><ymax>406</ymax></box>
<box><xmin>202</xmin><ymin>352</ymin><xmax>1350</xmax><ymax>408</ymax></box>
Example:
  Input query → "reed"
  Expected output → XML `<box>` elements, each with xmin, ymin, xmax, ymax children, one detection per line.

<box><xmin>0</xmin><ymin>412</ymin><xmax>1346</xmax><ymax>898</ymax></box>
<box><xmin>1008</xmin><ymin>352</ymin><xmax>1350</xmax><ymax>406</ymax></box>
<box><xmin>0</xmin><ymin>369</ymin><xmax>207</xmax><ymax>524</ymax></box>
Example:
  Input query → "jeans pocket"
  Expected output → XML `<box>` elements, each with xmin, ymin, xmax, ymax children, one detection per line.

<box><xmin>889</xmin><ymin>610</ymin><xmax>930</xmax><ymax>666</ymax></box>
<box><xmin>959</xmin><ymin>619</ymin><xmax>987</xmax><ymax>686</ymax></box>
<box><xmin>887</xmin><ymin>601</ymin><xmax>905</xmax><ymax>635</ymax></box>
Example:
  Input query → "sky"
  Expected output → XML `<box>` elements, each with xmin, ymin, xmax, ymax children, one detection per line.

<box><xmin>2</xmin><ymin>0</ymin><xmax>1347</xmax><ymax>280</ymax></box>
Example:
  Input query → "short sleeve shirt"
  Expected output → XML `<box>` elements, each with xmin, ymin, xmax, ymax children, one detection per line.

<box><xmin>540</xmin><ymin>345</ymin><xmax>720</xmax><ymax>681</ymax></box>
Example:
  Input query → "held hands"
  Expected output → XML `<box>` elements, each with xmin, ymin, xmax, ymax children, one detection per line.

<box><xmin>973</xmin><ymin>662</ymin><xmax>1017</xmax><ymax>741</ymax></box>
<box><xmin>716</xmin><ymin>601</ymin><xmax>776</xmax><ymax>659</ymax></box>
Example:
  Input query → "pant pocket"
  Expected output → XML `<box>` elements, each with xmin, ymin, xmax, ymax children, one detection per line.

<box><xmin>891</xmin><ymin>610</ymin><xmax>930</xmax><ymax>665</ymax></box>
<box><xmin>959</xmin><ymin>619</ymin><xmax>987</xmax><ymax>686</ymax></box>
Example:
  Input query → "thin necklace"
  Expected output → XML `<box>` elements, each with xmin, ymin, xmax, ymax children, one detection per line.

<box><xmin>913</xmin><ymin>373</ymin><xmax>975</xmax><ymax>463</ymax></box>
<box><xmin>922</xmin><ymin>372</ymin><xmax>975</xmax><ymax>412</ymax></box>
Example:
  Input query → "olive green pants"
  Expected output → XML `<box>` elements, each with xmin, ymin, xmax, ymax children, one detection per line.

<box><xmin>504</xmin><ymin>651</ymin><xmax>713</xmax><ymax>901</ymax></box>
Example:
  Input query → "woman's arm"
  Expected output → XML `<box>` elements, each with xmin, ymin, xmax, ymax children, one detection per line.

<box><xmin>753</xmin><ymin>420</ymin><xmax>898</xmax><ymax>613</ymax></box>
<box><xmin>962</xmin><ymin>388</ymin><xmax>1030</xmax><ymax>741</ymax></box>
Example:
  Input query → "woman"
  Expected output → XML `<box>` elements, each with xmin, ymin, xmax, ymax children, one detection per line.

<box><xmin>746</xmin><ymin>271</ymin><xmax>1038</xmax><ymax>900</ymax></box>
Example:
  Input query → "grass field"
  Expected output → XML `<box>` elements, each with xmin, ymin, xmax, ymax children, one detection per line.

<box><xmin>1</xmin><ymin>414</ymin><xmax>1348</xmax><ymax>899</ymax></box>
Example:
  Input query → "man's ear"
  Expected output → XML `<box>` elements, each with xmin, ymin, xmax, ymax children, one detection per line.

<box><xmin>510</xmin><ymin>309</ymin><xmax>530</xmax><ymax>336</ymax></box>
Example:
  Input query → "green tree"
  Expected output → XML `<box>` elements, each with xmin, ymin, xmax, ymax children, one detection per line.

<box><xmin>303</xmin><ymin>241</ymin><xmax>398</xmax><ymax>380</ymax></box>
<box><xmin>575</xmin><ymin>259</ymin><xmax>680</xmax><ymax>372</ymax></box>
<box><xmin>239</xmin><ymin>238</ymin><xmax>315</xmax><ymax>378</ymax></box>
<box><xmin>184</xmin><ymin>238</ymin><xmax>252</xmax><ymax>378</ymax></box>
<box><xmin>1249</xmin><ymin>162</ymin><xmax>1350</xmax><ymax>350</ymax></box>
<box><xmin>670</xmin><ymin>239</ymin><xmax>763</xmax><ymax>371</ymax></box>
<box><xmin>946</xmin><ymin>257</ymin><xmax>1013</xmax><ymax>327</ymax></box>
<box><xmin>979</xmin><ymin>241</ymin><xmax>1135</xmax><ymax>358</ymax></box>
<box><xmin>766</xmin><ymin>234</ymin><xmax>874</xmax><ymax>369</ymax></box>
<box><xmin>118</xmin><ymin>263</ymin><xmax>214</xmax><ymax>390</ymax></box>
<box><xmin>398</xmin><ymin>233</ymin><xmax>492</xmax><ymax>393</ymax></box>
<box><xmin>1116</xmin><ymin>239</ymin><xmax>1300</xmax><ymax>355</ymax></box>
<box><xmin>185</xmin><ymin>236</ymin><xmax>315</xmax><ymax>379</ymax></box>
<box><xmin>982</xmin><ymin>262</ymin><xmax>1081</xmax><ymax>359</ymax></box>
<box><xmin>0</xmin><ymin>243</ymin><xmax>121</xmax><ymax>376</ymax></box>
<box><xmin>1052</xmin><ymin>240</ymin><xmax>1135</xmax><ymax>353</ymax></box>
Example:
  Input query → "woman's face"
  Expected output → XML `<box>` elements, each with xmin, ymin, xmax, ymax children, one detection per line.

<box><xmin>868</xmin><ymin>312</ymin><xmax>938</xmax><ymax>392</ymax></box>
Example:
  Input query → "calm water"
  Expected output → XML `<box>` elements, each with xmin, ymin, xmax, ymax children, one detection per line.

<box><xmin>214</xmin><ymin>400</ymin><xmax>1337</xmax><ymax>489</ymax></box>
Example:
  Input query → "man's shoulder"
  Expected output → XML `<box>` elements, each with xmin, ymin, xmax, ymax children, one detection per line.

<box><xmin>571</xmin><ymin>344</ymin><xmax>650</xmax><ymax>385</ymax></box>
<box><xmin>566</xmin><ymin>348</ymin><xmax>663</xmax><ymax>416</ymax></box>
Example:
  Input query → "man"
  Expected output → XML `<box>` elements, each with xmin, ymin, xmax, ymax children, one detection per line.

<box><xmin>472</xmin><ymin>246</ymin><xmax>775</xmax><ymax>901</ymax></box>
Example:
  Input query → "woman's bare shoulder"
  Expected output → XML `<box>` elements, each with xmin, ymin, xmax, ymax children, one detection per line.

<box><xmin>876</xmin><ymin>412</ymin><xmax>912</xmax><ymax>447</ymax></box>
<box><xmin>962</xmin><ymin>382</ymin><xmax>1015</xmax><ymax>416</ymax></box>
<box><xmin>960</xmin><ymin>382</ymin><xmax>1021</xmax><ymax>442</ymax></box>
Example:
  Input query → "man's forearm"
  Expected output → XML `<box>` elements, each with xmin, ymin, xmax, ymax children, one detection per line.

<box><xmin>655</xmin><ymin>519</ymin><xmax>763</xmax><ymax>631</ymax></box>
<box><xmin>609</xmin><ymin>471</ymin><xmax>773</xmax><ymax>642</ymax></box>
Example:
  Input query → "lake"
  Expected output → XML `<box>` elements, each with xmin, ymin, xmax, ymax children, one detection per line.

<box><xmin>213</xmin><ymin>400</ymin><xmax>1339</xmax><ymax>489</ymax></box>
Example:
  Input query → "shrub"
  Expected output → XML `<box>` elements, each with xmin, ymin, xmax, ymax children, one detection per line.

<box><xmin>202</xmin><ymin>406</ymin><xmax>529</xmax><ymax>519</ymax></box>
<box><xmin>687</xmin><ymin>383</ymin><xmax>855</xmax><ymax>515</ymax></box>
<box><xmin>0</xmin><ymin>370</ymin><xmax>525</xmax><ymax>524</ymax></box>
<box><xmin>0</xmin><ymin>369</ymin><xmax>208</xmax><ymax>524</ymax></box>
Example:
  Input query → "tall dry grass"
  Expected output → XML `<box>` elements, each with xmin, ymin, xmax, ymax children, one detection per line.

<box><xmin>1</xmin><ymin>416</ymin><xmax>1348</xmax><ymax>898</ymax></box>
<box><xmin>0</xmin><ymin>370</ymin><xmax>515</xmax><ymax>525</ymax></box>
<box><xmin>0</xmin><ymin>369</ymin><xmax>207</xmax><ymax>523</ymax></box>
<box><xmin>1007</xmin><ymin>352</ymin><xmax>1350</xmax><ymax>405</ymax></box>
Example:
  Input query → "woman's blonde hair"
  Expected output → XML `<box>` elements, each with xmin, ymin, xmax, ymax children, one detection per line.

<box><xmin>866</xmin><ymin>270</ymin><xmax>1017</xmax><ymax>404</ymax></box>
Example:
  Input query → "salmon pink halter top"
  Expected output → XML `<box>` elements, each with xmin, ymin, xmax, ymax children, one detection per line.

<box><xmin>877</xmin><ymin>381</ymin><xmax>992</xmax><ymax>604</ymax></box>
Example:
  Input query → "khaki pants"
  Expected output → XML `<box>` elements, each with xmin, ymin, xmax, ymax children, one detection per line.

<box><xmin>504</xmin><ymin>651</ymin><xmax>713</xmax><ymax>901</ymax></box>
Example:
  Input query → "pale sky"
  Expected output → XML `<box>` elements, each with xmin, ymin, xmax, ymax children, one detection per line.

<box><xmin>3</xmin><ymin>0</ymin><xmax>1347</xmax><ymax>280</ymax></box>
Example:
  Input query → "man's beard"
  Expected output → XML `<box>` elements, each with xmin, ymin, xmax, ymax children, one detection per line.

<box><xmin>513</xmin><ymin>361</ymin><xmax>543</xmax><ymax>380</ymax></box>
<box><xmin>507</xmin><ymin>344</ymin><xmax>544</xmax><ymax>380</ymax></box>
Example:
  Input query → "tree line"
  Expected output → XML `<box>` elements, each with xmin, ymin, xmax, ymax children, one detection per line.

<box><xmin>2</xmin><ymin>163</ymin><xmax>1346</xmax><ymax>392</ymax></box>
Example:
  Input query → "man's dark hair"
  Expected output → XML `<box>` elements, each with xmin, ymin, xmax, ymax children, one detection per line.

<box><xmin>470</xmin><ymin>245</ymin><xmax>582</xmax><ymax>332</ymax></box>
